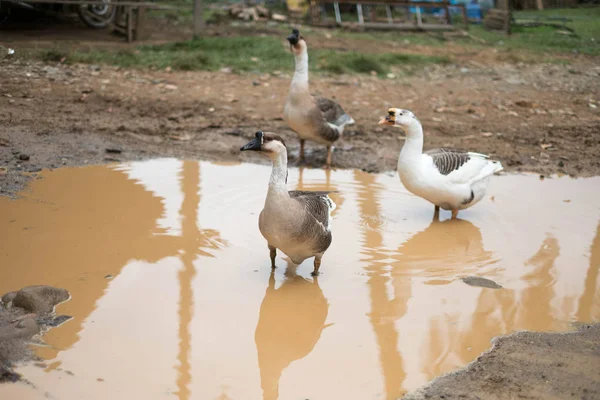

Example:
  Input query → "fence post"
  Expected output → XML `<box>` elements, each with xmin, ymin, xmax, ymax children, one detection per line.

<box><xmin>194</xmin><ymin>0</ymin><xmax>204</xmax><ymax>38</ymax></box>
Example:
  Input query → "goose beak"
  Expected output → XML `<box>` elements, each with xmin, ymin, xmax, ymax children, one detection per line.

<box><xmin>378</xmin><ymin>115</ymin><xmax>394</xmax><ymax>126</ymax></box>
<box><xmin>240</xmin><ymin>138</ymin><xmax>261</xmax><ymax>152</ymax></box>
<box><xmin>240</xmin><ymin>131</ymin><xmax>264</xmax><ymax>151</ymax></box>
<box><xmin>379</xmin><ymin>109</ymin><xmax>396</xmax><ymax>126</ymax></box>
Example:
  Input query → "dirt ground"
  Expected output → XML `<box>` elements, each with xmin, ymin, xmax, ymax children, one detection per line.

<box><xmin>1</xmin><ymin>18</ymin><xmax>600</xmax><ymax>399</ymax></box>
<box><xmin>403</xmin><ymin>324</ymin><xmax>600</xmax><ymax>400</ymax></box>
<box><xmin>1</xmin><ymin>23</ymin><xmax>600</xmax><ymax>197</ymax></box>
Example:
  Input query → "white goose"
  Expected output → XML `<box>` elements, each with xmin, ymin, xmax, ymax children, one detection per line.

<box><xmin>379</xmin><ymin>108</ymin><xmax>503</xmax><ymax>219</ymax></box>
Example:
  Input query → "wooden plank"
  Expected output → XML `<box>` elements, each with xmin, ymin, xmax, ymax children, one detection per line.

<box><xmin>134</xmin><ymin>6</ymin><xmax>147</xmax><ymax>41</ymax></box>
<box><xmin>443</xmin><ymin>0</ymin><xmax>451</xmax><ymax>24</ymax></box>
<box><xmin>343</xmin><ymin>21</ymin><xmax>456</xmax><ymax>30</ymax></box>
<box><xmin>127</xmin><ymin>6</ymin><xmax>133</xmax><ymax>43</ymax></box>
<box><xmin>460</xmin><ymin>4</ymin><xmax>468</xmax><ymax>30</ymax></box>
<box><xmin>193</xmin><ymin>0</ymin><xmax>204</xmax><ymax>38</ymax></box>
<box><xmin>536</xmin><ymin>0</ymin><xmax>544</xmax><ymax>10</ymax></box>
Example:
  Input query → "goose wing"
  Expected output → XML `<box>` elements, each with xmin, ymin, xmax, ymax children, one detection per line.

<box><xmin>288</xmin><ymin>190</ymin><xmax>336</xmax><ymax>253</ymax></box>
<box><xmin>316</xmin><ymin>97</ymin><xmax>354</xmax><ymax>127</ymax></box>
<box><xmin>424</xmin><ymin>148</ymin><xmax>503</xmax><ymax>184</ymax></box>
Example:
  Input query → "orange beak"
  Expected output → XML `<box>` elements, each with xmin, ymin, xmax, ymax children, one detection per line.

<box><xmin>378</xmin><ymin>116</ymin><xmax>394</xmax><ymax>126</ymax></box>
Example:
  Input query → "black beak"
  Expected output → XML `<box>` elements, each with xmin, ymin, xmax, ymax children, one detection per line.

<box><xmin>287</xmin><ymin>29</ymin><xmax>300</xmax><ymax>45</ymax></box>
<box><xmin>240</xmin><ymin>131</ymin><xmax>263</xmax><ymax>152</ymax></box>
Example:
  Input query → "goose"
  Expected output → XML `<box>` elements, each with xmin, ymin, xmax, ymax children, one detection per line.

<box><xmin>240</xmin><ymin>131</ymin><xmax>336</xmax><ymax>275</ymax></box>
<box><xmin>284</xmin><ymin>28</ymin><xmax>355</xmax><ymax>168</ymax></box>
<box><xmin>379</xmin><ymin>108</ymin><xmax>503</xmax><ymax>219</ymax></box>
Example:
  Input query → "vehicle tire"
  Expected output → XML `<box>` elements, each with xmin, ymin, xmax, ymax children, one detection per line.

<box><xmin>77</xmin><ymin>0</ymin><xmax>116</xmax><ymax>29</ymax></box>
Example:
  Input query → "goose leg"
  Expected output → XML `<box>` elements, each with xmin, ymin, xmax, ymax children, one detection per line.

<box><xmin>433</xmin><ymin>205</ymin><xmax>440</xmax><ymax>221</ymax></box>
<box><xmin>451</xmin><ymin>209</ymin><xmax>459</xmax><ymax>219</ymax></box>
<box><xmin>299</xmin><ymin>139</ymin><xmax>306</xmax><ymax>162</ymax></box>
<box><xmin>268</xmin><ymin>245</ymin><xmax>276</xmax><ymax>269</ymax></box>
<box><xmin>324</xmin><ymin>146</ymin><xmax>332</xmax><ymax>169</ymax></box>
<box><xmin>311</xmin><ymin>255</ymin><xmax>322</xmax><ymax>276</ymax></box>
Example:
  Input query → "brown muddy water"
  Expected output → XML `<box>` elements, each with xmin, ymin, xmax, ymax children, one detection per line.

<box><xmin>1</xmin><ymin>159</ymin><xmax>599</xmax><ymax>400</ymax></box>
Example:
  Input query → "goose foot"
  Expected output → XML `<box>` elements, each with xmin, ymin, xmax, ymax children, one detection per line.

<box><xmin>325</xmin><ymin>145</ymin><xmax>333</xmax><ymax>168</ymax></box>
<box><xmin>269</xmin><ymin>245</ymin><xmax>276</xmax><ymax>269</ymax></box>
<box><xmin>311</xmin><ymin>256</ymin><xmax>322</xmax><ymax>276</ymax></box>
<box><xmin>451</xmin><ymin>209</ymin><xmax>459</xmax><ymax>219</ymax></box>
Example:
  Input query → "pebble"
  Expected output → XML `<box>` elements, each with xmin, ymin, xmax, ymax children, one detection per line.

<box><xmin>461</xmin><ymin>276</ymin><xmax>502</xmax><ymax>289</ymax></box>
<box><xmin>18</xmin><ymin>154</ymin><xmax>30</xmax><ymax>161</ymax></box>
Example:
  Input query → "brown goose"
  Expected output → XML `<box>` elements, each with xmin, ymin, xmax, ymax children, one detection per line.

<box><xmin>240</xmin><ymin>131</ymin><xmax>336</xmax><ymax>275</ymax></box>
<box><xmin>284</xmin><ymin>28</ymin><xmax>355</xmax><ymax>168</ymax></box>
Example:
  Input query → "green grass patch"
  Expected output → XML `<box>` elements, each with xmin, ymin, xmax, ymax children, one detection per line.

<box><xmin>36</xmin><ymin>35</ymin><xmax>450</xmax><ymax>75</ymax></box>
<box><xmin>315</xmin><ymin>51</ymin><xmax>450</xmax><ymax>74</ymax></box>
<box><xmin>467</xmin><ymin>7</ymin><xmax>600</xmax><ymax>56</ymax></box>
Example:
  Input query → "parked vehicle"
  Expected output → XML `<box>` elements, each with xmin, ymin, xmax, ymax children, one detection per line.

<box><xmin>0</xmin><ymin>0</ymin><xmax>116</xmax><ymax>28</ymax></box>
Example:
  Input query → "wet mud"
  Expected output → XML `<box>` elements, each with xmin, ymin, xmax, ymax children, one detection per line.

<box><xmin>0</xmin><ymin>160</ymin><xmax>599</xmax><ymax>399</ymax></box>
<box><xmin>0</xmin><ymin>286</ymin><xmax>71</xmax><ymax>383</ymax></box>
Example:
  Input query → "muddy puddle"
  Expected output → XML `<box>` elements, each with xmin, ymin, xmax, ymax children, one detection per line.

<box><xmin>1</xmin><ymin>159</ymin><xmax>599</xmax><ymax>400</ymax></box>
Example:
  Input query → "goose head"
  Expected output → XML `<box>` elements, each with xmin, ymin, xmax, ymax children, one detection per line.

<box><xmin>378</xmin><ymin>108</ymin><xmax>420</xmax><ymax>129</ymax></box>
<box><xmin>240</xmin><ymin>131</ymin><xmax>287</xmax><ymax>159</ymax></box>
<box><xmin>286</xmin><ymin>28</ymin><xmax>307</xmax><ymax>55</ymax></box>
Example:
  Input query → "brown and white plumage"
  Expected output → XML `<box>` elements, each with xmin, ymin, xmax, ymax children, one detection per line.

<box><xmin>240</xmin><ymin>131</ymin><xmax>336</xmax><ymax>275</ymax></box>
<box><xmin>284</xmin><ymin>29</ymin><xmax>354</xmax><ymax>167</ymax></box>
<box><xmin>379</xmin><ymin>108</ymin><xmax>503</xmax><ymax>219</ymax></box>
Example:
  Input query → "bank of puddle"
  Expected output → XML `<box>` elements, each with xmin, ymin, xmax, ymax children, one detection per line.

<box><xmin>0</xmin><ymin>159</ymin><xmax>599</xmax><ymax>400</ymax></box>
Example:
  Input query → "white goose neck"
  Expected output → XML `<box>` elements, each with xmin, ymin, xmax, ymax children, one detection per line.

<box><xmin>268</xmin><ymin>151</ymin><xmax>289</xmax><ymax>193</ymax></box>
<box><xmin>399</xmin><ymin>122</ymin><xmax>424</xmax><ymax>164</ymax></box>
<box><xmin>291</xmin><ymin>49</ymin><xmax>309</xmax><ymax>91</ymax></box>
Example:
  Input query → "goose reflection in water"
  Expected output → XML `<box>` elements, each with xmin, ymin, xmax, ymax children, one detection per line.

<box><xmin>390</xmin><ymin>217</ymin><xmax>497</xmax><ymax>280</ymax></box>
<box><xmin>254</xmin><ymin>267</ymin><xmax>330</xmax><ymax>400</ymax></box>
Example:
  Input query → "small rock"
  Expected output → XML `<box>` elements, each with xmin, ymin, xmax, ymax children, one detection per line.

<box><xmin>225</xmin><ymin>129</ymin><xmax>244</xmax><ymax>137</ymax></box>
<box><xmin>104</xmin><ymin>274</ymin><xmax>114</xmax><ymax>280</ymax></box>
<box><xmin>481</xmin><ymin>132</ymin><xmax>493</xmax><ymax>137</ymax></box>
<box><xmin>219</xmin><ymin>67</ymin><xmax>232</xmax><ymax>74</ymax></box>
<box><xmin>46</xmin><ymin>315</ymin><xmax>73</xmax><ymax>327</ymax></box>
<box><xmin>386</xmin><ymin>73</ymin><xmax>396</xmax><ymax>79</ymax></box>
<box><xmin>252</xmin><ymin>81</ymin><xmax>260</xmax><ymax>86</ymax></box>
<box><xmin>105</xmin><ymin>148</ymin><xmax>122</xmax><ymax>154</ymax></box>
<box><xmin>164</xmin><ymin>84</ymin><xmax>178</xmax><ymax>91</ymax></box>
<box><xmin>12</xmin><ymin>286</ymin><xmax>70</xmax><ymax>314</ymax></box>
<box><xmin>1</xmin><ymin>291</ymin><xmax>18</xmax><ymax>305</ymax></box>
<box><xmin>18</xmin><ymin>154</ymin><xmax>30</xmax><ymax>161</ymax></box>
<box><xmin>461</xmin><ymin>276</ymin><xmax>502</xmax><ymax>289</ymax></box>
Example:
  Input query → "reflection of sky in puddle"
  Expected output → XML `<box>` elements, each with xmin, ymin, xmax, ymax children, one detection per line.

<box><xmin>0</xmin><ymin>159</ymin><xmax>599</xmax><ymax>400</ymax></box>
